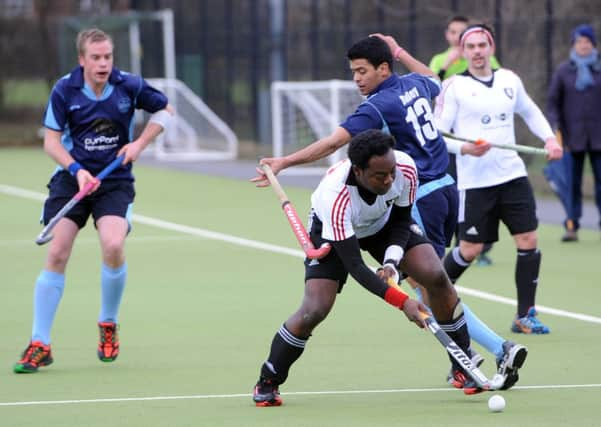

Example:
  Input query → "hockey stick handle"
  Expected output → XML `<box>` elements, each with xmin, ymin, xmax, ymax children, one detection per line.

<box><xmin>260</xmin><ymin>164</ymin><xmax>332</xmax><ymax>259</ymax></box>
<box><xmin>35</xmin><ymin>155</ymin><xmax>125</xmax><ymax>245</ymax></box>
<box><xmin>440</xmin><ymin>130</ymin><xmax>548</xmax><ymax>156</ymax></box>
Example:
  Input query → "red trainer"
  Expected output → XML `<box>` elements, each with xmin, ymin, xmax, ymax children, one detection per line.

<box><xmin>97</xmin><ymin>322</ymin><xmax>120</xmax><ymax>362</ymax></box>
<box><xmin>14</xmin><ymin>341</ymin><xmax>53</xmax><ymax>373</ymax></box>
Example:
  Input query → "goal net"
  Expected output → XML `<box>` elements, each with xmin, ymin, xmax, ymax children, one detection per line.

<box><xmin>271</xmin><ymin>80</ymin><xmax>363</xmax><ymax>173</ymax></box>
<box><xmin>145</xmin><ymin>78</ymin><xmax>237</xmax><ymax>160</ymax></box>
<box><xmin>58</xmin><ymin>10</ymin><xmax>237</xmax><ymax>160</ymax></box>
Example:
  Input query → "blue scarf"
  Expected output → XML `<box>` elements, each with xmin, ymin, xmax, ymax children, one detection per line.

<box><xmin>570</xmin><ymin>48</ymin><xmax>598</xmax><ymax>91</ymax></box>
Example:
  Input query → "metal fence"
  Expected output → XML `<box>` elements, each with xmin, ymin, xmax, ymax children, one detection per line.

<box><xmin>1</xmin><ymin>0</ymin><xmax>600</xmax><ymax>145</ymax></box>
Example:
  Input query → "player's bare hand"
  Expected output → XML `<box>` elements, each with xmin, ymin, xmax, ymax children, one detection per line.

<box><xmin>544</xmin><ymin>138</ymin><xmax>563</xmax><ymax>161</ymax></box>
<box><xmin>250</xmin><ymin>157</ymin><xmax>286</xmax><ymax>187</ymax></box>
<box><xmin>118</xmin><ymin>141</ymin><xmax>144</xmax><ymax>165</ymax></box>
<box><xmin>401</xmin><ymin>299</ymin><xmax>427</xmax><ymax>329</ymax></box>
<box><xmin>369</xmin><ymin>33</ymin><xmax>401</xmax><ymax>55</ymax></box>
<box><xmin>75</xmin><ymin>169</ymin><xmax>100</xmax><ymax>194</ymax></box>
<box><xmin>462</xmin><ymin>139</ymin><xmax>491</xmax><ymax>157</ymax></box>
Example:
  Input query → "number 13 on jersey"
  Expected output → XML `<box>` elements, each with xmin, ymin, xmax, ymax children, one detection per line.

<box><xmin>405</xmin><ymin>97</ymin><xmax>438</xmax><ymax>146</ymax></box>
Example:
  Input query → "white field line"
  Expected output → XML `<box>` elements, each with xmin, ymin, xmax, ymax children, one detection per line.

<box><xmin>1</xmin><ymin>383</ymin><xmax>600</xmax><ymax>407</ymax></box>
<box><xmin>2</xmin><ymin>184</ymin><xmax>601</xmax><ymax>326</ymax></box>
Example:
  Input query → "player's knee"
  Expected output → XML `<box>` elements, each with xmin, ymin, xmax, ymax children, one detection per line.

<box><xmin>101</xmin><ymin>239</ymin><xmax>125</xmax><ymax>262</ymax></box>
<box><xmin>299</xmin><ymin>306</ymin><xmax>330</xmax><ymax>329</ymax></box>
<box><xmin>46</xmin><ymin>246</ymin><xmax>70</xmax><ymax>270</ymax></box>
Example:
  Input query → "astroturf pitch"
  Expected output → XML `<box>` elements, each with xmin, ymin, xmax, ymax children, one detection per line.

<box><xmin>1</xmin><ymin>148</ymin><xmax>599</xmax><ymax>427</ymax></box>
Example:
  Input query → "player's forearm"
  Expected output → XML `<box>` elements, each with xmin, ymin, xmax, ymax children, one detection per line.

<box><xmin>333</xmin><ymin>238</ymin><xmax>408</xmax><ymax>309</ymax></box>
<box><xmin>43</xmin><ymin>129</ymin><xmax>75</xmax><ymax>169</ymax></box>
<box><xmin>135</xmin><ymin>122</ymin><xmax>165</xmax><ymax>150</ymax></box>
<box><xmin>394</xmin><ymin>47</ymin><xmax>436</xmax><ymax>78</ymax></box>
<box><xmin>283</xmin><ymin>128</ymin><xmax>350</xmax><ymax>168</ymax></box>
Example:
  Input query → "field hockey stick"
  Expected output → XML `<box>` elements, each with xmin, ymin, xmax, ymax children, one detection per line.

<box><xmin>386</xmin><ymin>278</ymin><xmax>491</xmax><ymax>390</ymax></box>
<box><xmin>35</xmin><ymin>155</ymin><xmax>125</xmax><ymax>245</ymax></box>
<box><xmin>439</xmin><ymin>130</ymin><xmax>548</xmax><ymax>156</ymax></box>
<box><xmin>260</xmin><ymin>164</ymin><xmax>332</xmax><ymax>259</ymax></box>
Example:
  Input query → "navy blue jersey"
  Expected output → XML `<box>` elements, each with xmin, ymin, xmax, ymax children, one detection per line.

<box><xmin>341</xmin><ymin>73</ymin><xmax>448</xmax><ymax>181</ymax></box>
<box><xmin>43</xmin><ymin>66</ymin><xmax>168</xmax><ymax>180</ymax></box>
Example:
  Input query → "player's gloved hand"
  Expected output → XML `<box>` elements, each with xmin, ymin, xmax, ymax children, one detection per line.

<box><xmin>401</xmin><ymin>299</ymin><xmax>427</xmax><ymax>329</ymax></box>
<box><xmin>376</xmin><ymin>264</ymin><xmax>400</xmax><ymax>284</ymax></box>
<box><xmin>251</xmin><ymin>157</ymin><xmax>287</xmax><ymax>187</ymax></box>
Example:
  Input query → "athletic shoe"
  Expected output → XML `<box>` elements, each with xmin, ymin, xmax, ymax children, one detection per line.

<box><xmin>446</xmin><ymin>350</ymin><xmax>484</xmax><ymax>385</ymax></box>
<box><xmin>450</xmin><ymin>370</ymin><xmax>485</xmax><ymax>395</ymax></box>
<box><xmin>561</xmin><ymin>230</ymin><xmax>578</xmax><ymax>242</ymax></box>
<box><xmin>97</xmin><ymin>322</ymin><xmax>120</xmax><ymax>362</ymax></box>
<box><xmin>511</xmin><ymin>307</ymin><xmax>550</xmax><ymax>334</ymax></box>
<box><xmin>13</xmin><ymin>341</ymin><xmax>53</xmax><ymax>373</ymax></box>
<box><xmin>496</xmin><ymin>341</ymin><xmax>528</xmax><ymax>390</ymax></box>
<box><xmin>253</xmin><ymin>378</ymin><xmax>283</xmax><ymax>407</ymax></box>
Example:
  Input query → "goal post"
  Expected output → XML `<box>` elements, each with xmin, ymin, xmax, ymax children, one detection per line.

<box><xmin>271</xmin><ymin>80</ymin><xmax>364</xmax><ymax>173</ymax></box>
<box><xmin>145</xmin><ymin>78</ymin><xmax>238</xmax><ymax>161</ymax></box>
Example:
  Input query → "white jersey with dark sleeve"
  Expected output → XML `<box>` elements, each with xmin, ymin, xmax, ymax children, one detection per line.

<box><xmin>310</xmin><ymin>150</ymin><xmax>418</xmax><ymax>241</ymax></box>
<box><xmin>434</xmin><ymin>68</ymin><xmax>554</xmax><ymax>190</ymax></box>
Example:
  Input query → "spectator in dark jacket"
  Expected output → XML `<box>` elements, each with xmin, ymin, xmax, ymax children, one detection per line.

<box><xmin>547</xmin><ymin>24</ymin><xmax>601</xmax><ymax>242</ymax></box>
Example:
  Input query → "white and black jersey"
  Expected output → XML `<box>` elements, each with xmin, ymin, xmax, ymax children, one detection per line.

<box><xmin>434</xmin><ymin>69</ymin><xmax>554</xmax><ymax>190</ymax></box>
<box><xmin>311</xmin><ymin>151</ymin><xmax>417</xmax><ymax>241</ymax></box>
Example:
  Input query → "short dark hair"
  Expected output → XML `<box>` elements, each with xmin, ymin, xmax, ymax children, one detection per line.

<box><xmin>447</xmin><ymin>15</ymin><xmax>469</xmax><ymax>26</ymax></box>
<box><xmin>347</xmin><ymin>37</ymin><xmax>393</xmax><ymax>71</ymax></box>
<box><xmin>348</xmin><ymin>129</ymin><xmax>395</xmax><ymax>170</ymax></box>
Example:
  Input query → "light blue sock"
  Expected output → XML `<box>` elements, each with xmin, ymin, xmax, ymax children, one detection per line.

<box><xmin>32</xmin><ymin>270</ymin><xmax>65</xmax><ymax>345</ymax></box>
<box><xmin>462</xmin><ymin>303</ymin><xmax>504</xmax><ymax>360</ymax></box>
<box><xmin>98</xmin><ymin>263</ymin><xmax>127</xmax><ymax>323</ymax></box>
<box><xmin>412</xmin><ymin>286</ymin><xmax>433</xmax><ymax>315</ymax></box>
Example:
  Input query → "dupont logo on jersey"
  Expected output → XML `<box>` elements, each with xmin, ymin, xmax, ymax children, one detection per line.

<box><xmin>117</xmin><ymin>97</ymin><xmax>131</xmax><ymax>113</ymax></box>
<box><xmin>466</xmin><ymin>226</ymin><xmax>479</xmax><ymax>236</ymax></box>
<box><xmin>481</xmin><ymin>115</ymin><xmax>491</xmax><ymax>124</ymax></box>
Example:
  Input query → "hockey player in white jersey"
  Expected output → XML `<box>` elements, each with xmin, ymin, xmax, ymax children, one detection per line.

<box><xmin>435</xmin><ymin>24</ymin><xmax>562</xmax><ymax>339</ymax></box>
<box><xmin>252</xmin><ymin>129</ymin><xmax>485</xmax><ymax>406</ymax></box>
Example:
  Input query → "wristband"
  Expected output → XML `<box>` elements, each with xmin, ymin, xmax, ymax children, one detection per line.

<box><xmin>68</xmin><ymin>162</ymin><xmax>82</xmax><ymax>176</ymax></box>
<box><xmin>384</xmin><ymin>287</ymin><xmax>409</xmax><ymax>309</ymax></box>
<box><xmin>393</xmin><ymin>47</ymin><xmax>403</xmax><ymax>60</ymax></box>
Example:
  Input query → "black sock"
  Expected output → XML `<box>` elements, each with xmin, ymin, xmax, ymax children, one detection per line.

<box><xmin>515</xmin><ymin>248</ymin><xmax>541</xmax><ymax>317</ymax></box>
<box><xmin>437</xmin><ymin>301</ymin><xmax>471</xmax><ymax>371</ymax></box>
<box><xmin>260</xmin><ymin>324</ymin><xmax>308</xmax><ymax>385</ymax></box>
<box><xmin>443</xmin><ymin>247</ymin><xmax>472</xmax><ymax>283</ymax></box>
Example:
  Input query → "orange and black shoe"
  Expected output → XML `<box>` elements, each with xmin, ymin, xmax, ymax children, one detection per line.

<box><xmin>97</xmin><ymin>321</ymin><xmax>120</xmax><ymax>362</ymax></box>
<box><xmin>451</xmin><ymin>370</ymin><xmax>485</xmax><ymax>395</ymax></box>
<box><xmin>14</xmin><ymin>341</ymin><xmax>53</xmax><ymax>373</ymax></box>
<box><xmin>253</xmin><ymin>378</ymin><xmax>283</xmax><ymax>407</ymax></box>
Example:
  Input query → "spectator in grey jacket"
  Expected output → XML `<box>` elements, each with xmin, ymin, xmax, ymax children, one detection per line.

<box><xmin>547</xmin><ymin>24</ymin><xmax>601</xmax><ymax>241</ymax></box>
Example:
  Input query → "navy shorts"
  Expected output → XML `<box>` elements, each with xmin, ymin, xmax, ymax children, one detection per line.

<box><xmin>411</xmin><ymin>174</ymin><xmax>458</xmax><ymax>258</ymax></box>
<box><xmin>458</xmin><ymin>176</ymin><xmax>537</xmax><ymax>243</ymax></box>
<box><xmin>42</xmin><ymin>171</ymin><xmax>135</xmax><ymax>229</ymax></box>
<box><xmin>304</xmin><ymin>214</ymin><xmax>431</xmax><ymax>291</ymax></box>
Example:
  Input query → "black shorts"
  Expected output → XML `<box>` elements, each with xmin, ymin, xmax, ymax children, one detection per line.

<box><xmin>304</xmin><ymin>214</ymin><xmax>431</xmax><ymax>291</ymax></box>
<box><xmin>458</xmin><ymin>176</ymin><xmax>537</xmax><ymax>243</ymax></box>
<box><xmin>42</xmin><ymin>171</ymin><xmax>135</xmax><ymax>229</ymax></box>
